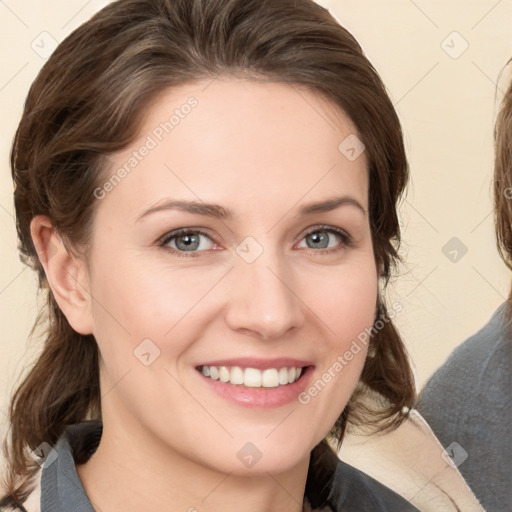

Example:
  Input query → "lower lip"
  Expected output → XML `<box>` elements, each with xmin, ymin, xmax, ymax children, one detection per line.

<box><xmin>198</xmin><ymin>367</ymin><xmax>314</xmax><ymax>409</ymax></box>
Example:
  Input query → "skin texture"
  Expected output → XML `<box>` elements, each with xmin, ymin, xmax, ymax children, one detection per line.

<box><xmin>31</xmin><ymin>78</ymin><xmax>378</xmax><ymax>512</ymax></box>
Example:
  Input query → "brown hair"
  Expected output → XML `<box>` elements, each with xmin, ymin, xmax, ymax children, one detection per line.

<box><xmin>494</xmin><ymin>60</ymin><xmax>512</xmax><ymax>319</ymax></box>
<box><xmin>1</xmin><ymin>0</ymin><xmax>415</xmax><ymax>506</ymax></box>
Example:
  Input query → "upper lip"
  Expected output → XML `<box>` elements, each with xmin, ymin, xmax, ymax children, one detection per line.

<box><xmin>196</xmin><ymin>357</ymin><xmax>313</xmax><ymax>370</ymax></box>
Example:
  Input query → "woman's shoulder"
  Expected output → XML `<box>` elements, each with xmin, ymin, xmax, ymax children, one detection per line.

<box><xmin>327</xmin><ymin>458</ymin><xmax>420</xmax><ymax>511</ymax></box>
<box><xmin>307</xmin><ymin>439</ymin><xmax>419</xmax><ymax>511</ymax></box>
<box><xmin>0</xmin><ymin>421</ymin><xmax>102</xmax><ymax>512</ymax></box>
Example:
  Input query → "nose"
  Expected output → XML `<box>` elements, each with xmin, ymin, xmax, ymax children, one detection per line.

<box><xmin>223</xmin><ymin>249</ymin><xmax>305</xmax><ymax>341</ymax></box>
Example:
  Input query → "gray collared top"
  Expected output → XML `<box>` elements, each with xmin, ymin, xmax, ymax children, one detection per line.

<box><xmin>24</xmin><ymin>421</ymin><xmax>418</xmax><ymax>512</ymax></box>
<box><xmin>40</xmin><ymin>426</ymin><xmax>96</xmax><ymax>512</ymax></box>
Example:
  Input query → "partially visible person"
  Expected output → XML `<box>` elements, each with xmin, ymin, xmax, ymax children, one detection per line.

<box><xmin>417</xmin><ymin>63</ymin><xmax>512</xmax><ymax>512</ymax></box>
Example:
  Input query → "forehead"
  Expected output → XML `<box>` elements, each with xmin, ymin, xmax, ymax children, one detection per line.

<box><xmin>98</xmin><ymin>78</ymin><xmax>368</xmax><ymax>221</ymax></box>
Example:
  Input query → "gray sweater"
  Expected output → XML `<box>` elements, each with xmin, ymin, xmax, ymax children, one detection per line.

<box><xmin>417</xmin><ymin>304</ymin><xmax>512</xmax><ymax>512</ymax></box>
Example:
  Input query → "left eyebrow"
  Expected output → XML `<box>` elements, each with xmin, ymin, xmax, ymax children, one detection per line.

<box><xmin>296</xmin><ymin>196</ymin><xmax>367</xmax><ymax>217</ymax></box>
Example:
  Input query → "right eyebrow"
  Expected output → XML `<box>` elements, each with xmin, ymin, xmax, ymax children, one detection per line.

<box><xmin>136</xmin><ymin>199</ymin><xmax>233</xmax><ymax>222</ymax></box>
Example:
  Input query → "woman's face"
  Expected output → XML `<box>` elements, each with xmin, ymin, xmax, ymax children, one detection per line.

<box><xmin>84</xmin><ymin>78</ymin><xmax>378</xmax><ymax>475</ymax></box>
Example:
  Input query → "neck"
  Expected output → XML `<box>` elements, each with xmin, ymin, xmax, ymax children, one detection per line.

<box><xmin>76</xmin><ymin>418</ymin><xmax>310</xmax><ymax>512</ymax></box>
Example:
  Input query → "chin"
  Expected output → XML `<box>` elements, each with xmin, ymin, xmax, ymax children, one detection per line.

<box><xmin>196</xmin><ymin>435</ymin><xmax>315</xmax><ymax>477</ymax></box>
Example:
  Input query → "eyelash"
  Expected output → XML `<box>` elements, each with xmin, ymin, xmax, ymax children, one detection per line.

<box><xmin>158</xmin><ymin>225</ymin><xmax>354</xmax><ymax>259</ymax></box>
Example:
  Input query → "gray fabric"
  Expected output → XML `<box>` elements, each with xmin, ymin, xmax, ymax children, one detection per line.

<box><xmin>40</xmin><ymin>429</ymin><xmax>95</xmax><ymax>512</ymax></box>
<box><xmin>326</xmin><ymin>459</ymin><xmax>419</xmax><ymax>511</ymax></box>
<box><xmin>36</xmin><ymin>422</ymin><xmax>419</xmax><ymax>511</ymax></box>
<box><xmin>417</xmin><ymin>303</ymin><xmax>512</xmax><ymax>512</ymax></box>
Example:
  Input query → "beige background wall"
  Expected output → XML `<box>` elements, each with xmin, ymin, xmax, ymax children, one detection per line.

<box><xmin>1</xmin><ymin>0</ymin><xmax>511</xmax><ymax>444</ymax></box>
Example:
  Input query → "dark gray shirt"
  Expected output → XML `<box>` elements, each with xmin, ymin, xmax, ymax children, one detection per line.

<box><xmin>417</xmin><ymin>304</ymin><xmax>512</xmax><ymax>512</ymax></box>
<box><xmin>3</xmin><ymin>421</ymin><xmax>419</xmax><ymax>511</ymax></box>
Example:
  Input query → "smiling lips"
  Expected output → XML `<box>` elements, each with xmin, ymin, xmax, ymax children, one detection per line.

<box><xmin>197</xmin><ymin>358</ymin><xmax>313</xmax><ymax>408</ymax></box>
<box><xmin>200</xmin><ymin>365</ymin><xmax>303</xmax><ymax>388</ymax></box>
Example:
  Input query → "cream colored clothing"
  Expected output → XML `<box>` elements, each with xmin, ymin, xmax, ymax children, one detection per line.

<box><xmin>339</xmin><ymin>409</ymin><xmax>486</xmax><ymax>511</ymax></box>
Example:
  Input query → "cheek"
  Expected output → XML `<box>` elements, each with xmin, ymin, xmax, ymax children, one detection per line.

<box><xmin>295</xmin><ymin>259</ymin><xmax>378</xmax><ymax>431</ymax></box>
<box><xmin>306</xmin><ymin>259</ymin><xmax>378</xmax><ymax>347</ymax></box>
<box><xmin>327</xmin><ymin>263</ymin><xmax>378</xmax><ymax>381</ymax></box>
<box><xmin>88</xmin><ymin>252</ymin><xmax>229</xmax><ymax>363</ymax></box>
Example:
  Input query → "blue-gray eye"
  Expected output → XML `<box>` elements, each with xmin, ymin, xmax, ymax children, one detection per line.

<box><xmin>298</xmin><ymin>229</ymin><xmax>344</xmax><ymax>250</ymax></box>
<box><xmin>163</xmin><ymin>230</ymin><xmax>215</xmax><ymax>252</ymax></box>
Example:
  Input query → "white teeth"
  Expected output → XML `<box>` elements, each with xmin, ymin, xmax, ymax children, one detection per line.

<box><xmin>219</xmin><ymin>366</ymin><xmax>230</xmax><ymax>383</ymax></box>
<box><xmin>244</xmin><ymin>368</ymin><xmax>261</xmax><ymax>388</ymax></box>
<box><xmin>230</xmin><ymin>366</ymin><xmax>244</xmax><ymax>385</ymax></box>
<box><xmin>200</xmin><ymin>365</ymin><xmax>304</xmax><ymax>388</ymax></box>
<box><xmin>262</xmin><ymin>368</ymin><xmax>279</xmax><ymax>388</ymax></box>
